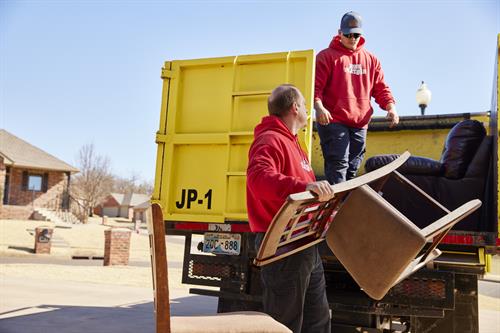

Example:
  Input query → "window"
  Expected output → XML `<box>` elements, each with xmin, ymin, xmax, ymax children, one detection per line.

<box><xmin>22</xmin><ymin>171</ymin><xmax>48</xmax><ymax>192</ymax></box>
<box><xmin>28</xmin><ymin>175</ymin><xmax>42</xmax><ymax>191</ymax></box>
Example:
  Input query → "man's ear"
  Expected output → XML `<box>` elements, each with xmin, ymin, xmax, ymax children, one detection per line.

<box><xmin>338</xmin><ymin>29</ymin><xmax>342</xmax><ymax>36</ymax></box>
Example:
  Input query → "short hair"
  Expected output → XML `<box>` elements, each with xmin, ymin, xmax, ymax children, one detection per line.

<box><xmin>268</xmin><ymin>84</ymin><xmax>301</xmax><ymax>117</ymax></box>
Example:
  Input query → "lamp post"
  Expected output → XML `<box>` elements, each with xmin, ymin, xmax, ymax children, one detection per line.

<box><xmin>416</xmin><ymin>81</ymin><xmax>432</xmax><ymax>116</ymax></box>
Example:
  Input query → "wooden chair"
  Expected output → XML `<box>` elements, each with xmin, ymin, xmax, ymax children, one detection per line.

<box><xmin>254</xmin><ymin>152</ymin><xmax>481</xmax><ymax>300</ymax></box>
<box><xmin>147</xmin><ymin>203</ymin><xmax>292</xmax><ymax>333</ymax></box>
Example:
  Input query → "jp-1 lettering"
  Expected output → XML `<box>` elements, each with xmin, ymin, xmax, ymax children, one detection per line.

<box><xmin>176</xmin><ymin>189</ymin><xmax>213</xmax><ymax>209</ymax></box>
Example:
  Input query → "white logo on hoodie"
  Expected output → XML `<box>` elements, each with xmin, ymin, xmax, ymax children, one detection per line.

<box><xmin>301</xmin><ymin>159</ymin><xmax>312</xmax><ymax>172</ymax></box>
<box><xmin>344</xmin><ymin>64</ymin><xmax>367</xmax><ymax>75</ymax></box>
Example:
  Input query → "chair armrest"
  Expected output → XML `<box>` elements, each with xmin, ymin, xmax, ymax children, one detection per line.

<box><xmin>421</xmin><ymin>199</ymin><xmax>482</xmax><ymax>239</ymax></box>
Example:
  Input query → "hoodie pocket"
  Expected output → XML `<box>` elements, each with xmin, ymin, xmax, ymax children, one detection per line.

<box><xmin>333</xmin><ymin>98</ymin><xmax>372</xmax><ymax>127</ymax></box>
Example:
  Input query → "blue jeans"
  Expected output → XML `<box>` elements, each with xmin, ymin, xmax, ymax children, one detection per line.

<box><xmin>317</xmin><ymin>122</ymin><xmax>367</xmax><ymax>184</ymax></box>
<box><xmin>255</xmin><ymin>233</ymin><xmax>330</xmax><ymax>333</ymax></box>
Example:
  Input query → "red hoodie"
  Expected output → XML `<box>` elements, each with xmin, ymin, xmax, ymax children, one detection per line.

<box><xmin>246</xmin><ymin>115</ymin><xmax>315</xmax><ymax>232</ymax></box>
<box><xmin>315</xmin><ymin>36</ymin><xmax>395</xmax><ymax>128</ymax></box>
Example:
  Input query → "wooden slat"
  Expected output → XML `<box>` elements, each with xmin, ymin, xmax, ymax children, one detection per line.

<box><xmin>151</xmin><ymin>203</ymin><xmax>171</xmax><ymax>333</ymax></box>
<box><xmin>285</xmin><ymin>214</ymin><xmax>303</xmax><ymax>241</ymax></box>
<box><xmin>279</xmin><ymin>230</ymin><xmax>316</xmax><ymax>247</ymax></box>
<box><xmin>281</xmin><ymin>220</ymin><xmax>312</xmax><ymax>236</ymax></box>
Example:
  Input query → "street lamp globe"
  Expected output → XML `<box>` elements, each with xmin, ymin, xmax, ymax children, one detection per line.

<box><xmin>416</xmin><ymin>81</ymin><xmax>432</xmax><ymax>116</ymax></box>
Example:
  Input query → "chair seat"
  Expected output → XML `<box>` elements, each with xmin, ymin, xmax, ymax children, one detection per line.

<box><xmin>171</xmin><ymin>311</ymin><xmax>291</xmax><ymax>333</ymax></box>
<box><xmin>326</xmin><ymin>184</ymin><xmax>427</xmax><ymax>300</ymax></box>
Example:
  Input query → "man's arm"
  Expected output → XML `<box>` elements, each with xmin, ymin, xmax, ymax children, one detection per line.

<box><xmin>314</xmin><ymin>52</ymin><xmax>333</xmax><ymax>125</ymax></box>
<box><xmin>371</xmin><ymin>58</ymin><xmax>398</xmax><ymax>128</ymax></box>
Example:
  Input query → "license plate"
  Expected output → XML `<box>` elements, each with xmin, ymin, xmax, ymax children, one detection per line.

<box><xmin>203</xmin><ymin>232</ymin><xmax>241</xmax><ymax>255</ymax></box>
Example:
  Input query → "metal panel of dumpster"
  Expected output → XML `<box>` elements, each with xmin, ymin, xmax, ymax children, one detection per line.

<box><xmin>153</xmin><ymin>50</ymin><xmax>315</xmax><ymax>223</ymax></box>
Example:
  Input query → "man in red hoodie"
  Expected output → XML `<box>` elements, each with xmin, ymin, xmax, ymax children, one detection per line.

<box><xmin>247</xmin><ymin>84</ymin><xmax>333</xmax><ymax>333</ymax></box>
<box><xmin>315</xmin><ymin>11</ymin><xmax>399</xmax><ymax>185</ymax></box>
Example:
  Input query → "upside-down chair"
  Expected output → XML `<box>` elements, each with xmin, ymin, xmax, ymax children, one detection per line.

<box><xmin>254</xmin><ymin>152</ymin><xmax>481</xmax><ymax>300</ymax></box>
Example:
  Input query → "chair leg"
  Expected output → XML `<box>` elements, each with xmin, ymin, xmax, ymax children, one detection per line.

<box><xmin>151</xmin><ymin>203</ymin><xmax>171</xmax><ymax>333</ymax></box>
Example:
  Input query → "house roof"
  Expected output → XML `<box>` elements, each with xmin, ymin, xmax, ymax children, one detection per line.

<box><xmin>110</xmin><ymin>192</ymin><xmax>150</xmax><ymax>207</ymax></box>
<box><xmin>110</xmin><ymin>193</ymin><xmax>125</xmax><ymax>205</ymax></box>
<box><xmin>129</xmin><ymin>194</ymin><xmax>150</xmax><ymax>206</ymax></box>
<box><xmin>0</xmin><ymin>129</ymin><xmax>79</xmax><ymax>173</ymax></box>
<box><xmin>133</xmin><ymin>200</ymin><xmax>150</xmax><ymax>210</ymax></box>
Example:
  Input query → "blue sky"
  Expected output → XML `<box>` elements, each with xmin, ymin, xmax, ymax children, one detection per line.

<box><xmin>1</xmin><ymin>0</ymin><xmax>498</xmax><ymax>182</ymax></box>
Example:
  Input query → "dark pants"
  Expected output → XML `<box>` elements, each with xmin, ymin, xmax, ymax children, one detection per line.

<box><xmin>317</xmin><ymin>122</ymin><xmax>367</xmax><ymax>184</ymax></box>
<box><xmin>255</xmin><ymin>234</ymin><xmax>330</xmax><ymax>333</ymax></box>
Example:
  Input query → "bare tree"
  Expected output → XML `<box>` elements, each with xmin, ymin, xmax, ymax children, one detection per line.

<box><xmin>136</xmin><ymin>179</ymin><xmax>154</xmax><ymax>195</ymax></box>
<box><xmin>112</xmin><ymin>172</ymin><xmax>153</xmax><ymax>195</ymax></box>
<box><xmin>112</xmin><ymin>172</ymin><xmax>140</xmax><ymax>194</ymax></box>
<box><xmin>71</xmin><ymin>144</ymin><xmax>113</xmax><ymax>221</ymax></box>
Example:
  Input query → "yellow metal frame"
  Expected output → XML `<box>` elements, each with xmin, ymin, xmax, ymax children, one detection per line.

<box><xmin>153</xmin><ymin>50</ymin><xmax>315</xmax><ymax>223</ymax></box>
<box><xmin>485</xmin><ymin>253</ymin><xmax>492</xmax><ymax>272</ymax></box>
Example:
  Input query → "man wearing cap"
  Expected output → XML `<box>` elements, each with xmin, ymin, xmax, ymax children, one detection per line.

<box><xmin>315</xmin><ymin>11</ymin><xmax>399</xmax><ymax>185</ymax></box>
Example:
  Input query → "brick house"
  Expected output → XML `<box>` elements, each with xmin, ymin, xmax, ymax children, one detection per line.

<box><xmin>94</xmin><ymin>192</ymin><xmax>150</xmax><ymax>220</ymax></box>
<box><xmin>132</xmin><ymin>199</ymin><xmax>150</xmax><ymax>223</ymax></box>
<box><xmin>0</xmin><ymin>129</ymin><xmax>79</xmax><ymax>220</ymax></box>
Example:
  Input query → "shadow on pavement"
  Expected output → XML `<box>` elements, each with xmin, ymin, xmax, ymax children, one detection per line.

<box><xmin>0</xmin><ymin>296</ymin><xmax>217</xmax><ymax>333</ymax></box>
<box><xmin>0</xmin><ymin>302</ymin><xmax>154</xmax><ymax>333</ymax></box>
<box><xmin>7</xmin><ymin>246</ymin><xmax>33</xmax><ymax>253</ymax></box>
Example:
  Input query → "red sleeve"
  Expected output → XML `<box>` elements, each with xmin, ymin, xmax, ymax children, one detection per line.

<box><xmin>247</xmin><ymin>141</ymin><xmax>308</xmax><ymax>202</ymax></box>
<box><xmin>314</xmin><ymin>50</ymin><xmax>331</xmax><ymax>101</ymax></box>
<box><xmin>371</xmin><ymin>57</ymin><xmax>395</xmax><ymax>110</ymax></box>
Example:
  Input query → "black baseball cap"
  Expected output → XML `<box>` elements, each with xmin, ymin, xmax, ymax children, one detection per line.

<box><xmin>340</xmin><ymin>11</ymin><xmax>363</xmax><ymax>35</ymax></box>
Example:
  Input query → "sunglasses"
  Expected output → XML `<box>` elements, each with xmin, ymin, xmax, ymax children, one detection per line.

<box><xmin>343</xmin><ymin>33</ymin><xmax>361</xmax><ymax>39</ymax></box>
